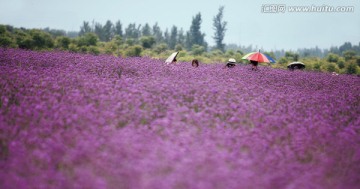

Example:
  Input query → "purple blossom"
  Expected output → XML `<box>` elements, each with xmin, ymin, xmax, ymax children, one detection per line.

<box><xmin>0</xmin><ymin>48</ymin><xmax>360</xmax><ymax>189</ymax></box>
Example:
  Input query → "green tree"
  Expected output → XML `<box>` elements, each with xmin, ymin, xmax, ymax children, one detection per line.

<box><xmin>152</xmin><ymin>23</ymin><xmax>163</xmax><ymax>43</ymax></box>
<box><xmin>225</xmin><ymin>49</ymin><xmax>235</xmax><ymax>57</ymax></box>
<box><xmin>5</xmin><ymin>25</ymin><xmax>14</xmax><ymax>33</ymax></box>
<box><xmin>313</xmin><ymin>61</ymin><xmax>322</xmax><ymax>70</ymax></box>
<box><xmin>79</xmin><ymin>21</ymin><xmax>92</xmax><ymax>36</ymax></box>
<box><xmin>0</xmin><ymin>25</ymin><xmax>16</xmax><ymax>47</ymax></box>
<box><xmin>211</xmin><ymin>49</ymin><xmax>224</xmax><ymax>56</ymax></box>
<box><xmin>66</xmin><ymin>31</ymin><xmax>79</xmax><ymax>38</ymax></box>
<box><xmin>185</xmin><ymin>32</ymin><xmax>191</xmax><ymax>50</ymax></box>
<box><xmin>191</xmin><ymin>44</ymin><xmax>206</xmax><ymax>55</ymax></box>
<box><xmin>356</xmin><ymin>56</ymin><xmax>360</xmax><ymax>67</ymax></box>
<box><xmin>154</xmin><ymin>43</ymin><xmax>168</xmax><ymax>54</ymax></box>
<box><xmin>337</xmin><ymin>58</ymin><xmax>345</xmax><ymax>69</ymax></box>
<box><xmin>343</xmin><ymin>50</ymin><xmax>356</xmax><ymax>61</ymax></box>
<box><xmin>140</xmin><ymin>36</ymin><xmax>155</xmax><ymax>49</ymax></box>
<box><xmin>321</xmin><ymin>62</ymin><xmax>339</xmax><ymax>73</ymax></box>
<box><xmin>187</xmin><ymin>13</ymin><xmax>207</xmax><ymax>50</ymax></box>
<box><xmin>114</xmin><ymin>20</ymin><xmax>123</xmax><ymax>37</ymax></box>
<box><xmin>293</xmin><ymin>53</ymin><xmax>299</xmax><ymax>61</ymax></box>
<box><xmin>94</xmin><ymin>22</ymin><xmax>105</xmax><ymax>41</ymax></box>
<box><xmin>177</xmin><ymin>28</ymin><xmax>185</xmax><ymax>47</ymax></box>
<box><xmin>0</xmin><ymin>35</ymin><xmax>15</xmax><ymax>47</ymax></box>
<box><xmin>0</xmin><ymin>25</ymin><xmax>6</xmax><ymax>34</ymax></box>
<box><xmin>125</xmin><ymin>38</ymin><xmax>136</xmax><ymax>46</ymax></box>
<box><xmin>15</xmin><ymin>29</ymin><xmax>33</xmax><ymax>49</ymax></box>
<box><xmin>103</xmin><ymin>20</ymin><xmax>114</xmax><ymax>42</ymax></box>
<box><xmin>169</xmin><ymin>26</ymin><xmax>178</xmax><ymax>49</ymax></box>
<box><xmin>125</xmin><ymin>45</ymin><xmax>143</xmax><ymax>57</ymax></box>
<box><xmin>345</xmin><ymin>61</ymin><xmax>358</xmax><ymax>74</ymax></box>
<box><xmin>113</xmin><ymin>35</ymin><xmax>123</xmax><ymax>46</ymax></box>
<box><xmin>278</xmin><ymin>57</ymin><xmax>288</xmax><ymax>64</ymax></box>
<box><xmin>78</xmin><ymin>33</ymin><xmax>98</xmax><ymax>46</ymax></box>
<box><xmin>175</xmin><ymin>44</ymin><xmax>183</xmax><ymax>51</ymax></box>
<box><xmin>330</xmin><ymin>46</ymin><xmax>340</xmax><ymax>54</ymax></box>
<box><xmin>88</xmin><ymin>46</ymin><xmax>100</xmax><ymax>55</ymax></box>
<box><xmin>43</xmin><ymin>27</ymin><xmax>66</xmax><ymax>38</ymax></box>
<box><xmin>125</xmin><ymin>23</ymin><xmax>141</xmax><ymax>40</ymax></box>
<box><xmin>285</xmin><ymin>51</ymin><xmax>294</xmax><ymax>58</ymax></box>
<box><xmin>163</xmin><ymin>29</ymin><xmax>170</xmax><ymax>47</ymax></box>
<box><xmin>339</xmin><ymin>42</ymin><xmax>352</xmax><ymax>54</ymax></box>
<box><xmin>30</xmin><ymin>29</ymin><xmax>54</xmax><ymax>49</ymax></box>
<box><xmin>55</xmin><ymin>36</ymin><xmax>71</xmax><ymax>49</ymax></box>
<box><xmin>104</xmin><ymin>41</ymin><xmax>118</xmax><ymax>54</ymax></box>
<box><xmin>326</xmin><ymin>53</ymin><xmax>339</xmax><ymax>63</ymax></box>
<box><xmin>68</xmin><ymin>43</ymin><xmax>79</xmax><ymax>52</ymax></box>
<box><xmin>212</xmin><ymin>6</ymin><xmax>227</xmax><ymax>52</ymax></box>
<box><xmin>285</xmin><ymin>51</ymin><xmax>299</xmax><ymax>61</ymax></box>
<box><xmin>142</xmin><ymin>23</ymin><xmax>152</xmax><ymax>36</ymax></box>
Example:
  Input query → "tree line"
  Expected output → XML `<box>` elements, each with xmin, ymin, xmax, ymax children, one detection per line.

<box><xmin>0</xmin><ymin>6</ymin><xmax>226</xmax><ymax>52</ymax></box>
<box><xmin>76</xmin><ymin>7</ymin><xmax>227</xmax><ymax>52</ymax></box>
<box><xmin>0</xmin><ymin>6</ymin><xmax>359</xmax><ymax>74</ymax></box>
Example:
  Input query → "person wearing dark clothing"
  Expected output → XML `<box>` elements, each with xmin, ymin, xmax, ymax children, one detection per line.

<box><xmin>192</xmin><ymin>59</ymin><xmax>199</xmax><ymax>67</ymax></box>
<box><xmin>226</xmin><ymin>58</ymin><xmax>236</xmax><ymax>68</ymax></box>
<box><xmin>250</xmin><ymin>60</ymin><xmax>258</xmax><ymax>71</ymax></box>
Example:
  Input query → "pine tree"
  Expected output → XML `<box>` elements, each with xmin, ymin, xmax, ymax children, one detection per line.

<box><xmin>177</xmin><ymin>28</ymin><xmax>185</xmax><ymax>47</ymax></box>
<box><xmin>79</xmin><ymin>21</ymin><xmax>92</xmax><ymax>36</ymax></box>
<box><xmin>114</xmin><ymin>20</ymin><xmax>123</xmax><ymax>37</ymax></box>
<box><xmin>94</xmin><ymin>22</ymin><xmax>104</xmax><ymax>41</ymax></box>
<box><xmin>103</xmin><ymin>20</ymin><xmax>113</xmax><ymax>42</ymax></box>
<box><xmin>142</xmin><ymin>23</ymin><xmax>152</xmax><ymax>36</ymax></box>
<box><xmin>213</xmin><ymin>6</ymin><xmax>227</xmax><ymax>52</ymax></box>
<box><xmin>186</xmin><ymin>13</ymin><xmax>206</xmax><ymax>50</ymax></box>
<box><xmin>152</xmin><ymin>23</ymin><xmax>163</xmax><ymax>43</ymax></box>
<box><xmin>164</xmin><ymin>29</ymin><xmax>170</xmax><ymax>47</ymax></box>
<box><xmin>169</xmin><ymin>26</ymin><xmax>177</xmax><ymax>49</ymax></box>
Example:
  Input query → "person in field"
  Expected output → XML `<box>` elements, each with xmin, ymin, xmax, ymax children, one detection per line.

<box><xmin>165</xmin><ymin>52</ymin><xmax>179</xmax><ymax>65</ymax></box>
<box><xmin>192</xmin><ymin>59</ymin><xmax>199</xmax><ymax>67</ymax></box>
<box><xmin>250</xmin><ymin>60</ymin><xmax>258</xmax><ymax>71</ymax></box>
<box><xmin>226</xmin><ymin>58</ymin><xmax>236</xmax><ymax>68</ymax></box>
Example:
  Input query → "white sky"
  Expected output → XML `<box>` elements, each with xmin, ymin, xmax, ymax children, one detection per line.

<box><xmin>0</xmin><ymin>0</ymin><xmax>359</xmax><ymax>50</ymax></box>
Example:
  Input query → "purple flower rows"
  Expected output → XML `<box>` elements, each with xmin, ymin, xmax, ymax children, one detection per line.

<box><xmin>0</xmin><ymin>48</ymin><xmax>360</xmax><ymax>189</ymax></box>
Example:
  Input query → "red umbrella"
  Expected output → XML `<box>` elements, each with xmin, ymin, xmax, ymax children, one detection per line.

<box><xmin>241</xmin><ymin>50</ymin><xmax>271</xmax><ymax>63</ymax></box>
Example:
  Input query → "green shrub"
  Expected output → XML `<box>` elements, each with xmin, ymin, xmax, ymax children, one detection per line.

<box><xmin>78</xmin><ymin>33</ymin><xmax>98</xmax><ymax>47</ymax></box>
<box><xmin>321</xmin><ymin>62</ymin><xmax>339</xmax><ymax>73</ymax></box>
<box><xmin>326</xmin><ymin>53</ymin><xmax>339</xmax><ymax>63</ymax></box>
<box><xmin>55</xmin><ymin>36</ymin><xmax>71</xmax><ymax>50</ymax></box>
<box><xmin>175</xmin><ymin>44</ymin><xmax>184</xmax><ymax>51</ymax></box>
<box><xmin>153</xmin><ymin>43</ymin><xmax>168</xmax><ymax>54</ymax></box>
<box><xmin>30</xmin><ymin>29</ymin><xmax>54</xmax><ymax>50</ymax></box>
<box><xmin>125</xmin><ymin>45</ymin><xmax>143</xmax><ymax>57</ymax></box>
<box><xmin>345</xmin><ymin>61</ymin><xmax>359</xmax><ymax>74</ymax></box>
<box><xmin>140</xmin><ymin>36</ymin><xmax>155</xmax><ymax>49</ymax></box>
<box><xmin>88</xmin><ymin>46</ymin><xmax>100</xmax><ymax>55</ymax></box>
<box><xmin>79</xmin><ymin>46</ymin><xmax>88</xmax><ymax>53</ymax></box>
<box><xmin>337</xmin><ymin>58</ymin><xmax>346</xmax><ymax>69</ymax></box>
<box><xmin>68</xmin><ymin>43</ymin><xmax>79</xmax><ymax>52</ymax></box>
<box><xmin>191</xmin><ymin>44</ymin><xmax>205</xmax><ymax>55</ymax></box>
<box><xmin>104</xmin><ymin>41</ymin><xmax>118</xmax><ymax>55</ymax></box>
<box><xmin>0</xmin><ymin>34</ymin><xmax>16</xmax><ymax>48</ymax></box>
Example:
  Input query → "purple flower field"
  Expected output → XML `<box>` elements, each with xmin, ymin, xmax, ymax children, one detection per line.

<box><xmin>0</xmin><ymin>48</ymin><xmax>360</xmax><ymax>189</ymax></box>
